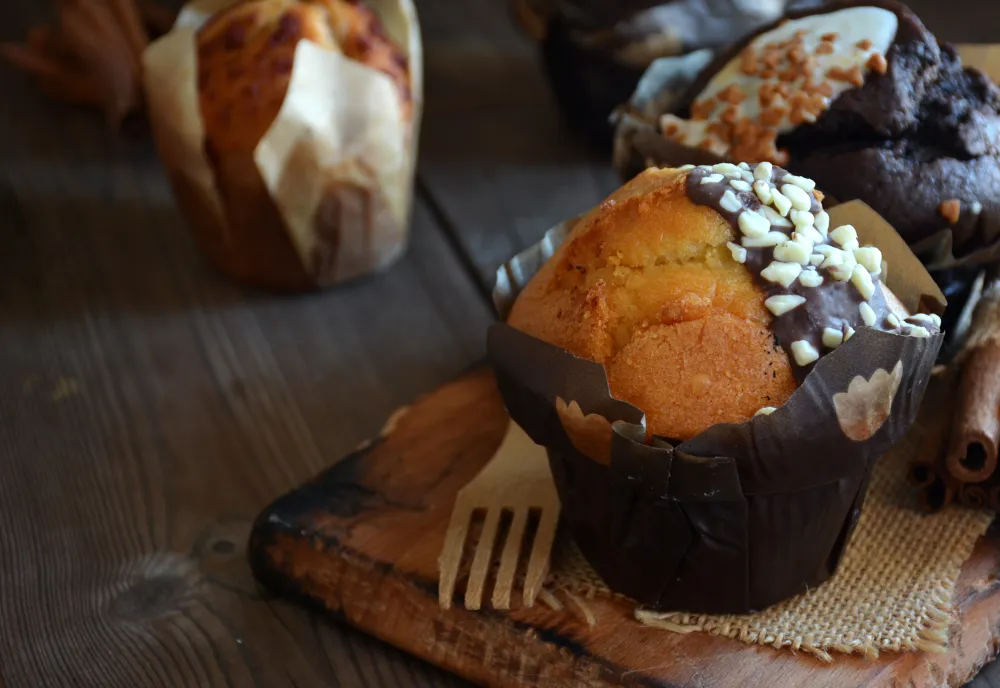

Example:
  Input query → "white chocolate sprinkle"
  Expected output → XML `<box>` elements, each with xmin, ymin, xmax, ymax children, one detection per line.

<box><xmin>851</xmin><ymin>265</ymin><xmax>876</xmax><ymax>300</ymax></box>
<box><xmin>799</xmin><ymin>269</ymin><xmax>824</xmax><ymax>288</ymax></box>
<box><xmin>761</xmin><ymin>261</ymin><xmax>802</xmax><ymax>287</ymax></box>
<box><xmin>830</xmin><ymin>224</ymin><xmax>858</xmax><ymax>248</ymax></box>
<box><xmin>771</xmin><ymin>189</ymin><xmax>792</xmax><ymax>217</ymax></box>
<box><xmin>774</xmin><ymin>240</ymin><xmax>812</xmax><ymax>265</ymax></box>
<box><xmin>795</xmin><ymin>225</ymin><xmax>824</xmax><ymax>245</ymax></box>
<box><xmin>814</xmin><ymin>210</ymin><xmax>830</xmax><ymax>237</ymax></box>
<box><xmin>679</xmin><ymin>164</ymin><xmax>695</xmax><ymax>170</ymax></box>
<box><xmin>754</xmin><ymin>162</ymin><xmax>773</xmax><ymax>181</ymax></box>
<box><xmin>730</xmin><ymin>179</ymin><xmax>752</xmax><ymax>192</ymax></box>
<box><xmin>827</xmin><ymin>248</ymin><xmax>857</xmax><ymax>282</ymax></box>
<box><xmin>845</xmin><ymin>326</ymin><xmax>856</xmax><ymax>341</ymax></box>
<box><xmin>742</xmin><ymin>231</ymin><xmax>789</xmax><ymax>248</ymax></box>
<box><xmin>753</xmin><ymin>180</ymin><xmax>773</xmax><ymax>205</ymax></box>
<box><xmin>931</xmin><ymin>313</ymin><xmax>942</xmax><ymax>327</ymax></box>
<box><xmin>741</xmin><ymin>170</ymin><xmax>755</xmax><ymax>184</ymax></box>
<box><xmin>809</xmin><ymin>253</ymin><xmax>825</xmax><ymax>267</ymax></box>
<box><xmin>784</xmin><ymin>174</ymin><xmax>817</xmax><ymax>192</ymax></box>
<box><xmin>765</xmin><ymin>294</ymin><xmax>807</xmax><ymax>316</ymax></box>
<box><xmin>738</xmin><ymin>210</ymin><xmax>771</xmax><ymax>238</ymax></box>
<box><xmin>781</xmin><ymin>184</ymin><xmax>812</xmax><ymax>211</ymax></box>
<box><xmin>790</xmin><ymin>209</ymin><xmax>815</xmax><ymax>230</ymax></box>
<box><xmin>887</xmin><ymin>314</ymin><xmax>901</xmax><ymax>328</ymax></box>
<box><xmin>908</xmin><ymin>325</ymin><xmax>931</xmax><ymax>338</ymax></box>
<box><xmin>822</xmin><ymin>327</ymin><xmax>844</xmax><ymax>349</ymax></box>
<box><xmin>755</xmin><ymin>406</ymin><xmax>777</xmax><ymax>417</ymax></box>
<box><xmin>853</xmin><ymin>246</ymin><xmax>883</xmax><ymax>276</ymax></box>
<box><xmin>761</xmin><ymin>205</ymin><xmax>792</xmax><ymax>228</ymax></box>
<box><xmin>700</xmin><ymin>173</ymin><xmax>724</xmax><ymax>185</ymax></box>
<box><xmin>972</xmin><ymin>201</ymin><xmax>983</xmax><ymax>215</ymax></box>
<box><xmin>791</xmin><ymin>340</ymin><xmax>820</xmax><ymax>366</ymax></box>
<box><xmin>713</xmin><ymin>163</ymin><xmax>743</xmax><ymax>178</ymax></box>
<box><xmin>727</xmin><ymin>241</ymin><xmax>748</xmax><ymax>264</ymax></box>
<box><xmin>860</xmin><ymin>302</ymin><xmax>876</xmax><ymax>327</ymax></box>
<box><xmin>841</xmin><ymin>238</ymin><xmax>860</xmax><ymax>252</ymax></box>
<box><xmin>720</xmin><ymin>190</ymin><xmax>742</xmax><ymax>213</ymax></box>
<box><xmin>738</xmin><ymin>162</ymin><xmax>750</xmax><ymax>171</ymax></box>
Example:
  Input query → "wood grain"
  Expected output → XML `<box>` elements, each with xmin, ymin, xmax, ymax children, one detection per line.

<box><xmin>0</xmin><ymin>2</ymin><xmax>484</xmax><ymax>685</ymax></box>
<box><xmin>1</xmin><ymin>0</ymin><xmax>999</xmax><ymax>684</ymax></box>
<box><xmin>250</xmin><ymin>368</ymin><xmax>1000</xmax><ymax>688</ymax></box>
<box><xmin>413</xmin><ymin>0</ymin><xmax>618</xmax><ymax>285</ymax></box>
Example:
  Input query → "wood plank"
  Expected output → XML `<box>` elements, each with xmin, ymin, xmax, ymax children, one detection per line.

<box><xmin>249</xmin><ymin>367</ymin><xmax>1000</xmax><ymax>688</ymax></box>
<box><xmin>0</xmin><ymin>2</ymin><xmax>486</xmax><ymax>685</ymax></box>
<box><xmin>413</xmin><ymin>0</ymin><xmax>619</xmax><ymax>285</ymax></box>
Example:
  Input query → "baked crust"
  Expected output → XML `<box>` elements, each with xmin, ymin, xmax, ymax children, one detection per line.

<box><xmin>508</xmin><ymin>167</ymin><xmax>798</xmax><ymax>440</ymax></box>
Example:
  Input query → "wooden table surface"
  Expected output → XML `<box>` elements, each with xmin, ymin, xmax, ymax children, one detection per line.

<box><xmin>1</xmin><ymin>1</ymin><xmax>999</xmax><ymax>686</ymax></box>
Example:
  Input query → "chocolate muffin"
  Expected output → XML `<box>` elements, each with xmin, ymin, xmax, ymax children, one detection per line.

<box><xmin>633</xmin><ymin>1</ymin><xmax>1000</xmax><ymax>255</ymax></box>
<box><xmin>508</xmin><ymin>161</ymin><xmax>937</xmax><ymax>439</ymax></box>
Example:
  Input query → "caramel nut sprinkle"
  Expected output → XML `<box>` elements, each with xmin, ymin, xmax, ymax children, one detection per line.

<box><xmin>815</xmin><ymin>42</ymin><xmax>835</xmax><ymax>55</ymax></box>
<box><xmin>717</xmin><ymin>84</ymin><xmax>747</xmax><ymax>105</ymax></box>
<box><xmin>821</xmin><ymin>32</ymin><xmax>839</xmax><ymax>42</ymax></box>
<box><xmin>866</xmin><ymin>52</ymin><xmax>888</xmax><ymax>75</ymax></box>
<box><xmin>939</xmin><ymin>199</ymin><xmax>961</xmax><ymax>224</ymax></box>
<box><xmin>856</xmin><ymin>39</ymin><xmax>873</xmax><ymax>50</ymax></box>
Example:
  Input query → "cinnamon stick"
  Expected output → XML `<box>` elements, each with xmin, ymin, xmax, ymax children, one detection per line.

<box><xmin>921</xmin><ymin>469</ymin><xmax>957</xmax><ymax>513</ymax></box>
<box><xmin>958</xmin><ymin>482</ymin><xmax>989</xmax><ymax>509</ymax></box>
<box><xmin>946</xmin><ymin>276</ymin><xmax>1000</xmax><ymax>484</ymax></box>
<box><xmin>908</xmin><ymin>461</ymin><xmax>937</xmax><ymax>489</ymax></box>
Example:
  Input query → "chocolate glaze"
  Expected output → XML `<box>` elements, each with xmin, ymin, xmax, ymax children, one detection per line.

<box><xmin>686</xmin><ymin>164</ymin><xmax>935</xmax><ymax>379</ymax></box>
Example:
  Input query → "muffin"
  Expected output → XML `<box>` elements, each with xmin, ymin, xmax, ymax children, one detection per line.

<box><xmin>619</xmin><ymin>1</ymin><xmax>1000</xmax><ymax>255</ymax></box>
<box><xmin>198</xmin><ymin>0</ymin><xmax>411</xmax><ymax>154</ymax></box>
<box><xmin>508</xmin><ymin>162</ymin><xmax>935</xmax><ymax>440</ymax></box>
<box><xmin>191</xmin><ymin>0</ymin><xmax>411</xmax><ymax>289</ymax></box>
<box><xmin>489</xmin><ymin>162</ymin><xmax>945</xmax><ymax>613</ymax></box>
<box><xmin>514</xmin><ymin>0</ymin><xmax>825</xmax><ymax>147</ymax></box>
<box><xmin>144</xmin><ymin>0</ymin><xmax>419</xmax><ymax>292</ymax></box>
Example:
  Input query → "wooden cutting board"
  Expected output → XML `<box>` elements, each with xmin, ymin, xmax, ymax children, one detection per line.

<box><xmin>248</xmin><ymin>367</ymin><xmax>1000</xmax><ymax>688</ymax></box>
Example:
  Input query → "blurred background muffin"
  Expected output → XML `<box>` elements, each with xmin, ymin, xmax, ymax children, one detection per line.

<box><xmin>510</xmin><ymin>0</ymin><xmax>826</xmax><ymax>148</ymax></box>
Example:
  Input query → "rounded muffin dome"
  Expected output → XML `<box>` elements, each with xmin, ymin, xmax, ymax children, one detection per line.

<box><xmin>508</xmin><ymin>167</ymin><xmax>798</xmax><ymax>440</ymax></box>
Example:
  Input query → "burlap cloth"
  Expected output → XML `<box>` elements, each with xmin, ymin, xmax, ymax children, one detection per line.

<box><xmin>542</xmin><ymin>389</ymin><xmax>995</xmax><ymax>662</ymax></box>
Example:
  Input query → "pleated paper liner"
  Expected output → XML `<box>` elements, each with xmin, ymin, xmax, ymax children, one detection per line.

<box><xmin>535</xmin><ymin>371</ymin><xmax>993</xmax><ymax>661</ymax></box>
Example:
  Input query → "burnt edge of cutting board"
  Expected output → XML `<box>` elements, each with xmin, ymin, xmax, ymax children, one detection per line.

<box><xmin>246</xmin><ymin>367</ymin><xmax>644</xmax><ymax>688</ymax></box>
<box><xmin>247</xmin><ymin>366</ymin><xmax>1000</xmax><ymax>688</ymax></box>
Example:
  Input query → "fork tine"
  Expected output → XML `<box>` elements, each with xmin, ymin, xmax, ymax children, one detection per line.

<box><xmin>523</xmin><ymin>508</ymin><xmax>559</xmax><ymax>607</ymax></box>
<box><xmin>491</xmin><ymin>508</ymin><xmax>528</xmax><ymax>610</ymax></box>
<box><xmin>438</xmin><ymin>504</ymin><xmax>473</xmax><ymax>610</ymax></box>
<box><xmin>464</xmin><ymin>508</ymin><xmax>502</xmax><ymax>610</ymax></box>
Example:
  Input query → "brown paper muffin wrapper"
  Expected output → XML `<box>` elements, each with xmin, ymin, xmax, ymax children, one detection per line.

<box><xmin>143</xmin><ymin>0</ymin><xmax>423</xmax><ymax>290</ymax></box>
<box><xmin>611</xmin><ymin>43</ymin><xmax>1000</xmax><ymax>274</ymax></box>
<box><xmin>489</xmin><ymin>201</ymin><xmax>945</xmax><ymax>613</ymax></box>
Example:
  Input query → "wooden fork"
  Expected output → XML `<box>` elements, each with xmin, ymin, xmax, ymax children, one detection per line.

<box><xmin>438</xmin><ymin>419</ymin><xmax>560</xmax><ymax>610</ymax></box>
